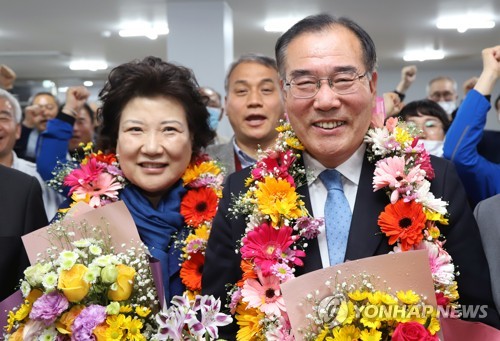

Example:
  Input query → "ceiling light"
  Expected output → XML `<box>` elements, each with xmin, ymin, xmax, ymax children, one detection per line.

<box><xmin>264</xmin><ymin>18</ymin><xmax>300</xmax><ymax>32</ymax></box>
<box><xmin>437</xmin><ymin>17</ymin><xmax>495</xmax><ymax>33</ymax></box>
<box><xmin>69</xmin><ymin>61</ymin><xmax>108</xmax><ymax>71</ymax></box>
<box><xmin>118</xmin><ymin>22</ymin><xmax>169</xmax><ymax>40</ymax></box>
<box><xmin>83</xmin><ymin>80</ymin><xmax>94</xmax><ymax>87</ymax></box>
<box><xmin>403</xmin><ymin>50</ymin><xmax>445</xmax><ymax>62</ymax></box>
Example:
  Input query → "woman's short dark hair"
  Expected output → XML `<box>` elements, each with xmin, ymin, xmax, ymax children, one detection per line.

<box><xmin>399</xmin><ymin>99</ymin><xmax>451</xmax><ymax>133</ymax></box>
<box><xmin>97</xmin><ymin>56</ymin><xmax>215</xmax><ymax>156</ymax></box>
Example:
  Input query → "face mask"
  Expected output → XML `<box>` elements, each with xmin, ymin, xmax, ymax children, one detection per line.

<box><xmin>437</xmin><ymin>101</ymin><xmax>457</xmax><ymax>115</ymax></box>
<box><xmin>421</xmin><ymin>139</ymin><xmax>444</xmax><ymax>157</ymax></box>
<box><xmin>206</xmin><ymin>106</ymin><xmax>221</xmax><ymax>130</ymax></box>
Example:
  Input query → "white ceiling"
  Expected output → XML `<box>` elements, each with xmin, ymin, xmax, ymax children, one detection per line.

<box><xmin>1</xmin><ymin>0</ymin><xmax>499</xmax><ymax>83</ymax></box>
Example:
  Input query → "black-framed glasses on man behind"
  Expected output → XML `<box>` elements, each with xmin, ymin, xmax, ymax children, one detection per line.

<box><xmin>285</xmin><ymin>71</ymin><xmax>367</xmax><ymax>99</ymax></box>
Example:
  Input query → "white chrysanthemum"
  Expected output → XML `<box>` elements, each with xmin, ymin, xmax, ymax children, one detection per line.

<box><xmin>72</xmin><ymin>238</ymin><xmax>92</xmax><ymax>248</ymax></box>
<box><xmin>24</xmin><ymin>263</ymin><xmax>51</xmax><ymax>286</ymax></box>
<box><xmin>57</xmin><ymin>250</ymin><xmax>79</xmax><ymax>270</ymax></box>
<box><xmin>84</xmin><ymin>269</ymin><xmax>98</xmax><ymax>284</ymax></box>
<box><xmin>93</xmin><ymin>254</ymin><xmax>118</xmax><ymax>267</ymax></box>
<box><xmin>89</xmin><ymin>244</ymin><xmax>102</xmax><ymax>256</ymax></box>
<box><xmin>38</xmin><ymin>326</ymin><xmax>58</xmax><ymax>341</ymax></box>
<box><xmin>20</xmin><ymin>281</ymin><xmax>31</xmax><ymax>297</ymax></box>
<box><xmin>106</xmin><ymin>301</ymin><xmax>121</xmax><ymax>315</ymax></box>
<box><xmin>42</xmin><ymin>272</ymin><xmax>58</xmax><ymax>290</ymax></box>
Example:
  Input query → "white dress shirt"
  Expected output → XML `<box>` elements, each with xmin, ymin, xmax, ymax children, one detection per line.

<box><xmin>303</xmin><ymin>143</ymin><xmax>366</xmax><ymax>267</ymax></box>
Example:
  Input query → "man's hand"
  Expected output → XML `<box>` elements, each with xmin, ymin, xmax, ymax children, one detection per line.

<box><xmin>62</xmin><ymin>86</ymin><xmax>90</xmax><ymax>117</ymax></box>
<box><xmin>462</xmin><ymin>77</ymin><xmax>478</xmax><ymax>96</ymax></box>
<box><xmin>0</xmin><ymin>64</ymin><xmax>16</xmax><ymax>90</ymax></box>
<box><xmin>474</xmin><ymin>45</ymin><xmax>500</xmax><ymax>95</ymax></box>
<box><xmin>396</xmin><ymin>65</ymin><xmax>417</xmax><ymax>93</ymax></box>
<box><xmin>23</xmin><ymin>105</ymin><xmax>41</xmax><ymax>128</ymax></box>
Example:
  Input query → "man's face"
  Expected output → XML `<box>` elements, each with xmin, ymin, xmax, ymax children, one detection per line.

<box><xmin>0</xmin><ymin>98</ymin><xmax>20</xmax><ymax>163</ymax></box>
<box><xmin>282</xmin><ymin>26</ymin><xmax>378</xmax><ymax>168</ymax></box>
<box><xmin>32</xmin><ymin>94</ymin><xmax>58</xmax><ymax>132</ymax></box>
<box><xmin>427</xmin><ymin>79</ymin><xmax>458</xmax><ymax>103</ymax></box>
<box><xmin>225</xmin><ymin>61</ymin><xmax>284</xmax><ymax>149</ymax></box>
<box><xmin>69</xmin><ymin>107</ymin><xmax>94</xmax><ymax>151</ymax></box>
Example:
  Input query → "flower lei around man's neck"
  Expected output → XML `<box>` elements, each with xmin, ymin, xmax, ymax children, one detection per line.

<box><xmin>50</xmin><ymin>142</ymin><xmax>226</xmax><ymax>299</ymax></box>
<box><xmin>227</xmin><ymin>118</ymin><xmax>459</xmax><ymax>340</ymax></box>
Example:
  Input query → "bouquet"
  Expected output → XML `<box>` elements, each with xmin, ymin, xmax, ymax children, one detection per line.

<box><xmin>48</xmin><ymin>142</ymin><xmax>127</xmax><ymax>211</ymax></box>
<box><xmin>3</xmin><ymin>218</ymin><xmax>159</xmax><ymax>340</ymax></box>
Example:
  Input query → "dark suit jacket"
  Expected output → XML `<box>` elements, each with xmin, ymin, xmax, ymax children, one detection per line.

<box><xmin>0</xmin><ymin>165</ymin><xmax>48</xmax><ymax>301</ymax></box>
<box><xmin>202</xmin><ymin>153</ymin><xmax>500</xmax><ymax>338</ymax></box>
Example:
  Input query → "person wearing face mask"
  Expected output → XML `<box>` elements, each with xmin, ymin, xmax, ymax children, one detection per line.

<box><xmin>443</xmin><ymin>45</ymin><xmax>500</xmax><ymax>208</ymax></box>
<box><xmin>426</xmin><ymin>76</ymin><xmax>458</xmax><ymax>121</ymax></box>
<box><xmin>398</xmin><ymin>99</ymin><xmax>450</xmax><ymax>157</ymax></box>
<box><xmin>199</xmin><ymin>86</ymin><xmax>230</xmax><ymax>144</ymax></box>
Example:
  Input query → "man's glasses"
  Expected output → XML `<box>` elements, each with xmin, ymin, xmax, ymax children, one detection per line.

<box><xmin>285</xmin><ymin>71</ymin><xmax>368</xmax><ymax>99</ymax></box>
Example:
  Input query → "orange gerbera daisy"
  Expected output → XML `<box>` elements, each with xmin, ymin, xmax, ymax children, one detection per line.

<box><xmin>237</xmin><ymin>259</ymin><xmax>257</xmax><ymax>287</ymax></box>
<box><xmin>180</xmin><ymin>187</ymin><xmax>218</xmax><ymax>226</ymax></box>
<box><xmin>378</xmin><ymin>199</ymin><xmax>427</xmax><ymax>251</ymax></box>
<box><xmin>180</xmin><ymin>252</ymin><xmax>204</xmax><ymax>291</ymax></box>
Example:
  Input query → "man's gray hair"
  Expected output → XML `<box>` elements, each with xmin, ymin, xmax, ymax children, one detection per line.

<box><xmin>224</xmin><ymin>53</ymin><xmax>278</xmax><ymax>92</ymax></box>
<box><xmin>0</xmin><ymin>89</ymin><xmax>22</xmax><ymax>123</ymax></box>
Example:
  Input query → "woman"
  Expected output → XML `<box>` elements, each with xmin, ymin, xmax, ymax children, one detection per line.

<box><xmin>398</xmin><ymin>99</ymin><xmax>450</xmax><ymax>157</ymax></box>
<box><xmin>94</xmin><ymin>56</ymin><xmax>216</xmax><ymax>302</ymax></box>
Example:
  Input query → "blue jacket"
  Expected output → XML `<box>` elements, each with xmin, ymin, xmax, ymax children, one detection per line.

<box><xmin>443</xmin><ymin>89</ymin><xmax>500</xmax><ymax>207</ymax></box>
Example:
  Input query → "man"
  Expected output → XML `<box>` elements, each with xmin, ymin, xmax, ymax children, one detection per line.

<box><xmin>426</xmin><ymin>76</ymin><xmax>459</xmax><ymax>120</ymax></box>
<box><xmin>14</xmin><ymin>92</ymin><xmax>59</xmax><ymax>162</ymax></box>
<box><xmin>199</xmin><ymin>86</ymin><xmax>229</xmax><ymax>143</ymax></box>
<box><xmin>35</xmin><ymin>86</ymin><xmax>91</xmax><ymax>182</ymax></box>
<box><xmin>205</xmin><ymin>54</ymin><xmax>284</xmax><ymax>174</ymax></box>
<box><xmin>0</xmin><ymin>165</ymin><xmax>48</xmax><ymax>301</ymax></box>
<box><xmin>203</xmin><ymin>14</ymin><xmax>499</xmax><ymax>337</ymax></box>
<box><xmin>0</xmin><ymin>89</ymin><xmax>64</xmax><ymax>220</ymax></box>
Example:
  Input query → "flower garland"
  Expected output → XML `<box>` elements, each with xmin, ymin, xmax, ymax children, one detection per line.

<box><xmin>50</xmin><ymin>143</ymin><xmax>225</xmax><ymax>298</ymax></box>
<box><xmin>227</xmin><ymin>118</ymin><xmax>458</xmax><ymax>340</ymax></box>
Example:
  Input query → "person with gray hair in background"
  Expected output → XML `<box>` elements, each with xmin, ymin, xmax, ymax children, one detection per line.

<box><xmin>205</xmin><ymin>53</ymin><xmax>285</xmax><ymax>175</ymax></box>
<box><xmin>0</xmin><ymin>89</ymin><xmax>64</xmax><ymax>220</ymax></box>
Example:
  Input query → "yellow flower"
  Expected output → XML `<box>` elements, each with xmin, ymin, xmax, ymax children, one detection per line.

<box><xmin>428</xmin><ymin>225</ymin><xmax>441</xmax><ymax>239</ymax></box>
<box><xmin>125</xmin><ymin>318</ymin><xmax>145</xmax><ymax>341</ymax></box>
<box><xmin>107</xmin><ymin>314</ymin><xmax>128</xmax><ymax>329</ymax></box>
<box><xmin>332</xmin><ymin>324</ymin><xmax>361</xmax><ymax>340</ymax></box>
<box><xmin>360</xmin><ymin>305</ymin><xmax>382</xmax><ymax>329</ymax></box>
<box><xmin>380</xmin><ymin>293</ymin><xmax>397</xmax><ymax>305</ymax></box>
<box><xmin>182</xmin><ymin>161</ymin><xmax>221</xmax><ymax>184</ymax></box>
<box><xmin>58</xmin><ymin>264</ymin><xmax>91</xmax><ymax>302</ymax></box>
<box><xmin>396</xmin><ymin>290</ymin><xmax>420</xmax><ymax>305</ymax></box>
<box><xmin>105</xmin><ymin>326</ymin><xmax>124</xmax><ymax>340</ymax></box>
<box><xmin>424</xmin><ymin>209</ymin><xmax>448</xmax><ymax>225</ymax></box>
<box><xmin>235</xmin><ymin>303</ymin><xmax>264</xmax><ymax>341</ymax></box>
<box><xmin>394</xmin><ymin>126</ymin><xmax>413</xmax><ymax>146</ymax></box>
<box><xmin>336</xmin><ymin>301</ymin><xmax>356</xmax><ymax>325</ymax></box>
<box><xmin>119</xmin><ymin>305</ymin><xmax>133</xmax><ymax>313</ymax></box>
<box><xmin>135</xmin><ymin>306</ymin><xmax>151</xmax><ymax>318</ymax></box>
<box><xmin>367</xmin><ymin>291</ymin><xmax>384</xmax><ymax>305</ymax></box>
<box><xmin>13</xmin><ymin>303</ymin><xmax>31</xmax><ymax>321</ymax></box>
<box><xmin>108</xmin><ymin>264</ymin><xmax>136</xmax><ymax>301</ymax></box>
<box><xmin>348</xmin><ymin>290</ymin><xmax>368</xmax><ymax>301</ymax></box>
<box><xmin>254</xmin><ymin>177</ymin><xmax>303</xmax><ymax>226</ymax></box>
<box><xmin>285</xmin><ymin>137</ymin><xmax>304</xmax><ymax>150</ymax></box>
<box><xmin>315</xmin><ymin>325</ymin><xmax>330</xmax><ymax>341</ymax></box>
<box><xmin>360</xmin><ymin>328</ymin><xmax>382</xmax><ymax>341</ymax></box>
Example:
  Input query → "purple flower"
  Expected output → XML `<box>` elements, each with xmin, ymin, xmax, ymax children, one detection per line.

<box><xmin>71</xmin><ymin>304</ymin><xmax>106</xmax><ymax>341</ymax></box>
<box><xmin>29</xmin><ymin>291</ymin><xmax>69</xmax><ymax>325</ymax></box>
<box><xmin>187</xmin><ymin>295</ymin><xmax>233</xmax><ymax>339</ymax></box>
<box><xmin>296</xmin><ymin>216</ymin><xmax>323</xmax><ymax>239</ymax></box>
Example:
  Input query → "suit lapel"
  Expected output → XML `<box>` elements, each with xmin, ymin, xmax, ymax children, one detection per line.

<box><xmin>345</xmin><ymin>154</ymin><xmax>389</xmax><ymax>260</ymax></box>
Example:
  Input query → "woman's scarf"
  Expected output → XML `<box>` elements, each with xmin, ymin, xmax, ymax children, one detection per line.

<box><xmin>120</xmin><ymin>181</ymin><xmax>187</xmax><ymax>304</ymax></box>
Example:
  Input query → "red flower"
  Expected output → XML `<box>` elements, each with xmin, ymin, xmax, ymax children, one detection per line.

<box><xmin>392</xmin><ymin>321</ymin><xmax>438</xmax><ymax>341</ymax></box>
<box><xmin>180</xmin><ymin>187</ymin><xmax>218</xmax><ymax>226</ymax></box>
<box><xmin>180</xmin><ymin>252</ymin><xmax>204</xmax><ymax>291</ymax></box>
<box><xmin>91</xmin><ymin>153</ymin><xmax>117</xmax><ymax>165</ymax></box>
<box><xmin>378</xmin><ymin>199</ymin><xmax>426</xmax><ymax>251</ymax></box>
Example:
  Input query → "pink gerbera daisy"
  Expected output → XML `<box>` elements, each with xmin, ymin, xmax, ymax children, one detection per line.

<box><xmin>240</xmin><ymin>223</ymin><xmax>297</xmax><ymax>276</ymax></box>
<box><xmin>72</xmin><ymin>172</ymin><xmax>123</xmax><ymax>207</ymax></box>
<box><xmin>241</xmin><ymin>271</ymin><xmax>286</xmax><ymax>317</ymax></box>
<box><xmin>64</xmin><ymin>157</ymin><xmax>105</xmax><ymax>194</ymax></box>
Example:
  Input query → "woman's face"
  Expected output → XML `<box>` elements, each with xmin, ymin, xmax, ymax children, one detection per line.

<box><xmin>116</xmin><ymin>96</ymin><xmax>192</xmax><ymax>205</ymax></box>
<box><xmin>405</xmin><ymin>113</ymin><xmax>445</xmax><ymax>141</ymax></box>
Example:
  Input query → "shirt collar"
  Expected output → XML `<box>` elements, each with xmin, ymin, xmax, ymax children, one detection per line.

<box><xmin>303</xmin><ymin>143</ymin><xmax>366</xmax><ymax>186</ymax></box>
<box><xmin>232</xmin><ymin>137</ymin><xmax>256</xmax><ymax>169</ymax></box>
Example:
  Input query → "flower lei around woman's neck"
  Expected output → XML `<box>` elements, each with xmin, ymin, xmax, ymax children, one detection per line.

<box><xmin>50</xmin><ymin>142</ymin><xmax>226</xmax><ymax>298</ymax></box>
<box><xmin>227</xmin><ymin>118</ymin><xmax>459</xmax><ymax>340</ymax></box>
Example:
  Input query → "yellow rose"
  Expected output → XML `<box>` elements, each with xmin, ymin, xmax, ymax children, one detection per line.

<box><xmin>107</xmin><ymin>264</ymin><xmax>136</xmax><ymax>301</ymax></box>
<box><xmin>58</xmin><ymin>264</ymin><xmax>91</xmax><ymax>302</ymax></box>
